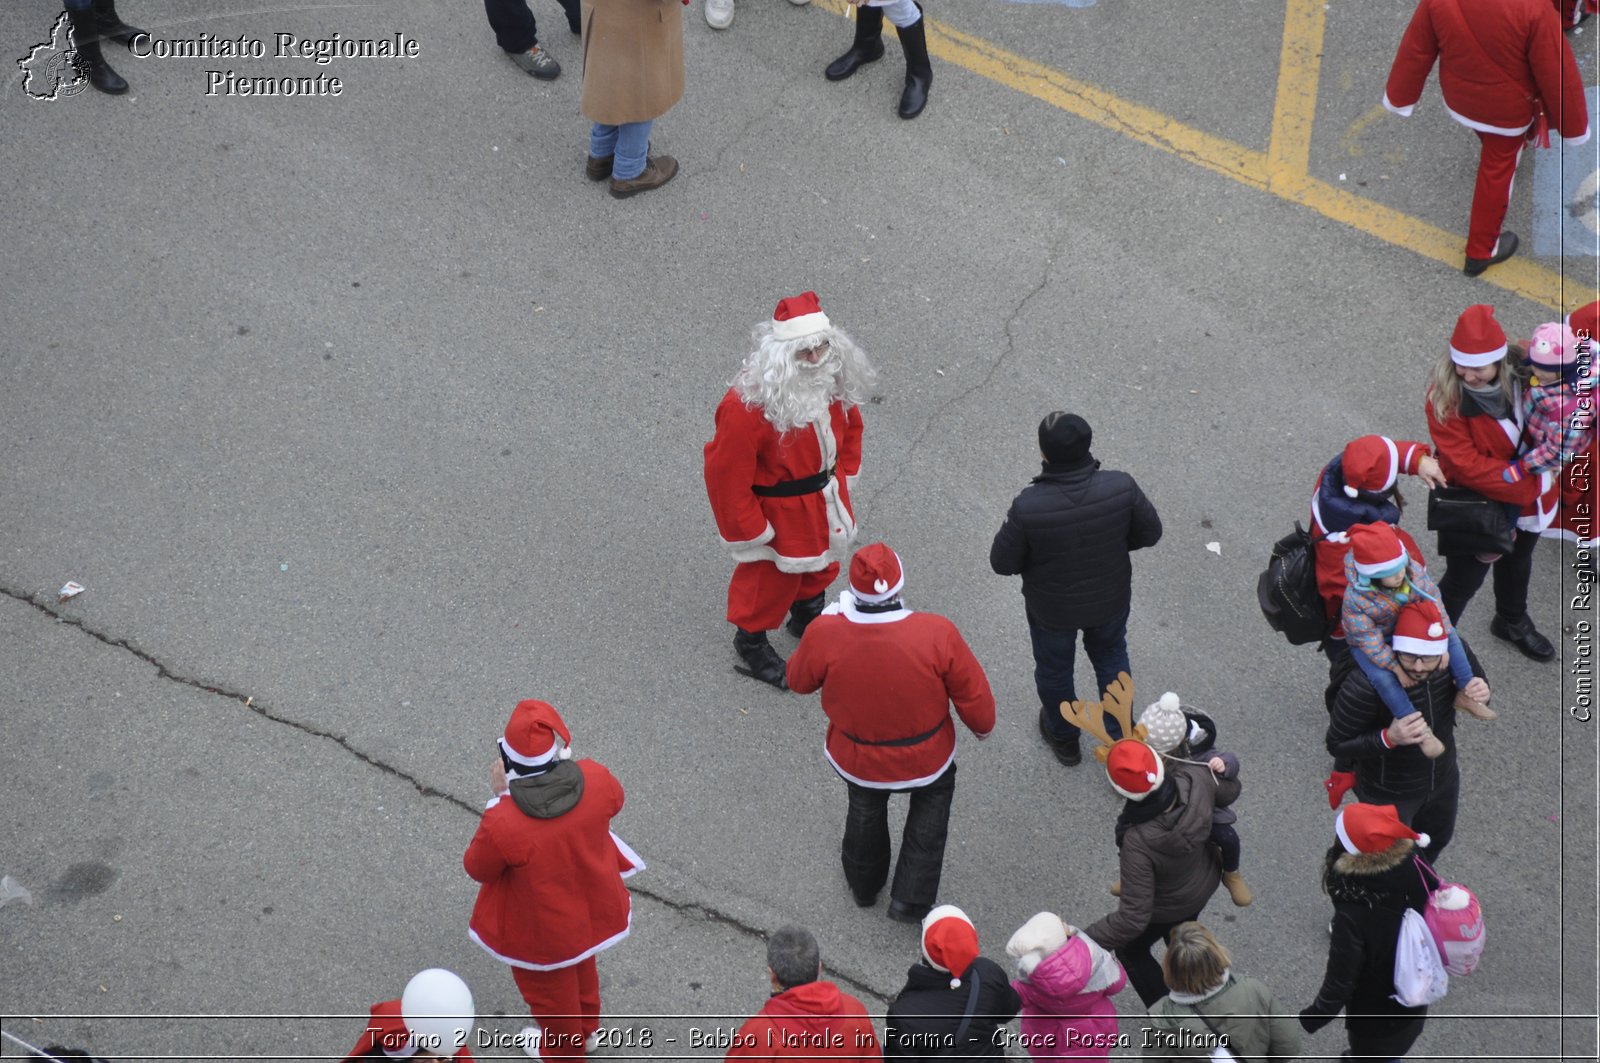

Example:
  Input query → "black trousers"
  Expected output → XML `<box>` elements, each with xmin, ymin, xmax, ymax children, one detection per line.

<box><xmin>840</xmin><ymin>763</ymin><xmax>956</xmax><ymax>908</ymax></box>
<box><xmin>484</xmin><ymin>0</ymin><xmax>581</xmax><ymax>52</ymax></box>
<box><xmin>1117</xmin><ymin>912</ymin><xmax>1202</xmax><ymax>1007</ymax></box>
<box><xmin>1436</xmin><ymin>527</ymin><xmax>1541</xmax><ymax>626</ymax></box>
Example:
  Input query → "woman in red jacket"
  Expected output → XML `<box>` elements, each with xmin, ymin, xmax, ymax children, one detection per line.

<box><xmin>1425</xmin><ymin>305</ymin><xmax>1555</xmax><ymax>661</ymax></box>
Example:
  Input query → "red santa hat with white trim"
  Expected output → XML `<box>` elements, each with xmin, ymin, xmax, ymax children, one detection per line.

<box><xmin>921</xmin><ymin>905</ymin><xmax>980</xmax><ymax>988</ymax></box>
<box><xmin>1105</xmin><ymin>738</ymin><xmax>1166</xmax><ymax>801</ymax></box>
<box><xmin>499</xmin><ymin>699</ymin><xmax>573</xmax><ymax>773</ymax></box>
<box><xmin>1449</xmin><ymin>304</ymin><xmax>1508</xmax><ymax>367</ymax></box>
<box><xmin>849</xmin><ymin>542</ymin><xmax>905</xmax><ymax>603</ymax></box>
<box><xmin>1341</xmin><ymin>435</ymin><xmax>1403</xmax><ymax>498</ymax></box>
<box><xmin>1392</xmin><ymin>599</ymin><xmax>1449</xmax><ymax>657</ymax></box>
<box><xmin>770</xmin><ymin>290</ymin><xmax>831</xmax><ymax>343</ymax></box>
<box><xmin>1347</xmin><ymin>522</ymin><xmax>1409</xmax><ymax>581</ymax></box>
<box><xmin>1567</xmin><ymin>300</ymin><xmax>1599</xmax><ymax>342</ymax></box>
<box><xmin>1335</xmin><ymin>802</ymin><xmax>1429</xmax><ymax>854</ymax></box>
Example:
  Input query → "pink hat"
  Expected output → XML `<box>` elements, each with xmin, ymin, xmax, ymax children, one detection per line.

<box><xmin>849</xmin><ymin>543</ymin><xmax>905</xmax><ymax>604</ymax></box>
<box><xmin>771</xmin><ymin>291</ymin><xmax>831</xmax><ymax>343</ymax></box>
<box><xmin>1341</xmin><ymin>435</ymin><xmax>1402</xmax><ymax>498</ymax></box>
<box><xmin>1347</xmin><ymin>522</ymin><xmax>1408</xmax><ymax>580</ymax></box>
<box><xmin>1392</xmin><ymin>600</ymin><xmax>1449</xmax><ymax>656</ymax></box>
<box><xmin>1105</xmin><ymin>740</ymin><xmax>1165</xmax><ymax>801</ymax></box>
<box><xmin>500</xmin><ymin>699</ymin><xmax>573</xmax><ymax>770</ymax></box>
<box><xmin>1335</xmin><ymin>803</ymin><xmax>1430</xmax><ymax>854</ymax></box>
<box><xmin>1526</xmin><ymin>322</ymin><xmax>1578</xmax><ymax>372</ymax></box>
<box><xmin>1450</xmin><ymin>305</ymin><xmax>1508</xmax><ymax>367</ymax></box>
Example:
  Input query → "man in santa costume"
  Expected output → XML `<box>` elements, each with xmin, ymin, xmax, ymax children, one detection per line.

<box><xmin>464</xmin><ymin>700</ymin><xmax>643</xmax><ymax>1061</ymax></box>
<box><xmin>1384</xmin><ymin>0</ymin><xmax>1589</xmax><ymax>275</ymax></box>
<box><xmin>343</xmin><ymin>968</ymin><xmax>476</xmax><ymax>1061</ymax></box>
<box><xmin>704</xmin><ymin>291</ymin><xmax>877</xmax><ymax>690</ymax></box>
<box><xmin>786</xmin><ymin>543</ymin><xmax>994</xmax><ymax>924</ymax></box>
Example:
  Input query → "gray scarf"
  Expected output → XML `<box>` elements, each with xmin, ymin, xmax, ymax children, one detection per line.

<box><xmin>1463</xmin><ymin>379</ymin><xmax>1511</xmax><ymax>420</ymax></box>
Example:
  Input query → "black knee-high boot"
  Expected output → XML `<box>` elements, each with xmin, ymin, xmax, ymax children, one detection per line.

<box><xmin>896</xmin><ymin>6</ymin><xmax>931</xmax><ymax>119</ymax></box>
<box><xmin>91</xmin><ymin>0</ymin><xmax>145</xmax><ymax>45</ymax></box>
<box><xmin>825</xmin><ymin>5</ymin><xmax>884</xmax><ymax>81</ymax></box>
<box><xmin>68</xmin><ymin>7</ymin><xmax>128</xmax><ymax>94</ymax></box>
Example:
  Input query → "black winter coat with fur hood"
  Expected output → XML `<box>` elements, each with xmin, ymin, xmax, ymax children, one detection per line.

<box><xmin>1300</xmin><ymin>840</ymin><xmax>1431</xmax><ymax>1056</ymax></box>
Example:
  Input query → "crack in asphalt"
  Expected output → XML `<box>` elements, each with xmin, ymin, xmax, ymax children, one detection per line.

<box><xmin>0</xmin><ymin>583</ymin><xmax>891</xmax><ymax>1003</ymax></box>
<box><xmin>865</xmin><ymin>224</ymin><xmax>1068</xmax><ymax>512</ymax></box>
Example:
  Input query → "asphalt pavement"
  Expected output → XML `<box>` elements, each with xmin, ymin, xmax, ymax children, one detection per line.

<box><xmin>2</xmin><ymin>0</ymin><xmax>1597</xmax><ymax>1060</ymax></box>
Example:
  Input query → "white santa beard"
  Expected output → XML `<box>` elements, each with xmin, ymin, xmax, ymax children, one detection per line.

<box><xmin>763</xmin><ymin>367</ymin><xmax>840</xmax><ymax>431</ymax></box>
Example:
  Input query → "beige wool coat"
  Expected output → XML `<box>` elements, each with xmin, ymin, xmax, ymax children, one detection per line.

<box><xmin>580</xmin><ymin>0</ymin><xmax>684</xmax><ymax>126</ymax></box>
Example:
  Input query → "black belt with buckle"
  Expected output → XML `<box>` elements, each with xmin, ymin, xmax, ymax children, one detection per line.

<box><xmin>840</xmin><ymin>720</ymin><xmax>948</xmax><ymax>747</ymax></box>
<box><xmin>752</xmin><ymin>465</ymin><xmax>836</xmax><ymax>498</ymax></box>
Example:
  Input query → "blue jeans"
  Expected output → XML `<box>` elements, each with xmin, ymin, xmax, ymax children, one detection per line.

<box><xmin>589</xmin><ymin>121</ymin><xmax>652</xmax><ymax>180</ymax></box>
<box><xmin>1029</xmin><ymin>606</ymin><xmax>1129</xmax><ymax>741</ymax></box>
<box><xmin>1354</xmin><ymin>629</ymin><xmax>1474</xmax><ymax>719</ymax></box>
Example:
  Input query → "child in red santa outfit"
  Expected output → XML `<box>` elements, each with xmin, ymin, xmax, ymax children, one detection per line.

<box><xmin>464</xmin><ymin>700</ymin><xmax>643</xmax><ymax>1061</ymax></box>
<box><xmin>1340</xmin><ymin>522</ymin><xmax>1494</xmax><ymax>755</ymax></box>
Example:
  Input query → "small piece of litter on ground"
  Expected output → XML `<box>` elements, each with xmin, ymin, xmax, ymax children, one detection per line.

<box><xmin>701</xmin><ymin>212</ymin><xmax>708</xmax><ymax>220</ymax></box>
<box><xmin>279</xmin><ymin>563</ymin><xmax>289</xmax><ymax>572</ymax></box>
<box><xmin>0</xmin><ymin>876</ymin><xmax>34</xmax><ymax>908</ymax></box>
<box><xmin>1205</xmin><ymin>542</ymin><xmax>1222</xmax><ymax>555</ymax></box>
<box><xmin>739</xmin><ymin>707</ymin><xmax>749</xmax><ymax>715</ymax></box>
<box><xmin>1056</xmin><ymin>157</ymin><xmax>1067</xmax><ymax>167</ymax></box>
<box><xmin>112</xmin><ymin>913</ymin><xmax>122</xmax><ymax>922</ymax></box>
<box><xmin>935</xmin><ymin>368</ymin><xmax>945</xmax><ymax>376</ymax></box>
<box><xmin>1548</xmin><ymin>813</ymin><xmax>1560</xmax><ymax>822</ymax></box>
<box><xmin>245</xmin><ymin>697</ymin><xmax>253</xmax><ymax>707</ymax></box>
<box><xmin>58</xmin><ymin>581</ymin><xmax>85</xmax><ymax>602</ymax></box>
<box><xmin>1338</xmin><ymin>173</ymin><xmax>1347</xmax><ymax>181</ymax></box>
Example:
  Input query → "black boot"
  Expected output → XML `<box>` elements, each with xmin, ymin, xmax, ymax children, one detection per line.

<box><xmin>896</xmin><ymin>8</ymin><xmax>931</xmax><ymax>119</ymax></box>
<box><xmin>91</xmin><ymin>0</ymin><xmax>145</xmax><ymax>46</ymax></box>
<box><xmin>825</xmin><ymin>5</ymin><xmax>884</xmax><ymax>81</ymax></box>
<box><xmin>785</xmin><ymin>594</ymin><xmax>827</xmax><ymax>638</ymax></box>
<box><xmin>68</xmin><ymin>9</ymin><xmax>128</xmax><ymax>94</ymax></box>
<box><xmin>733</xmin><ymin>628</ymin><xmax>788</xmax><ymax>689</ymax></box>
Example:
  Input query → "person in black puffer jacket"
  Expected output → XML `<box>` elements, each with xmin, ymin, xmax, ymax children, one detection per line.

<box><xmin>885</xmin><ymin>905</ymin><xmax>1021</xmax><ymax>1060</ymax></box>
<box><xmin>1300</xmin><ymin>804</ymin><xmax>1435</xmax><ymax>1061</ymax></box>
<box><xmin>1326</xmin><ymin>608</ymin><xmax>1488</xmax><ymax>864</ymax></box>
<box><xmin>990</xmin><ymin>412</ymin><xmax>1162</xmax><ymax>765</ymax></box>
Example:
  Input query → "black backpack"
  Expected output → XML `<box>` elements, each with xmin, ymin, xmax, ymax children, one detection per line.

<box><xmin>1257</xmin><ymin>522</ymin><xmax>1331</xmax><ymax>645</ymax></box>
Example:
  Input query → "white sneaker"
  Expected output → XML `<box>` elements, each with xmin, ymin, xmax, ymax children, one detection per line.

<box><xmin>517</xmin><ymin>1025</ymin><xmax>543</xmax><ymax>1059</ymax></box>
<box><xmin>704</xmin><ymin>0</ymin><xmax>735</xmax><ymax>29</ymax></box>
<box><xmin>585</xmin><ymin>1031</ymin><xmax>602</xmax><ymax>1054</ymax></box>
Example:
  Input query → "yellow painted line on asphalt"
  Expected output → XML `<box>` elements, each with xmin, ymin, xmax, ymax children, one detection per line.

<box><xmin>812</xmin><ymin>0</ymin><xmax>1583</xmax><ymax>311</ymax></box>
<box><xmin>1268</xmin><ymin>0</ymin><xmax>1324</xmax><ymax>186</ymax></box>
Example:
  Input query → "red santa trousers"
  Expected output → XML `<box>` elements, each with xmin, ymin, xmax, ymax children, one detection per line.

<box><xmin>1467</xmin><ymin>130</ymin><xmax>1525</xmax><ymax>259</ymax></box>
<box><xmin>726</xmin><ymin>561</ymin><xmax>838</xmax><ymax>631</ymax></box>
<box><xmin>511</xmin><ymin>958</ymin><xmax>600</xmax><ymax>1062</ymax></box>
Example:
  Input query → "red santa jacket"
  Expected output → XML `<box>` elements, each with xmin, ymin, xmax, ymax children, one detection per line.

<box><xmin>1315</xmin><ymin>526</ymin><xmax>1427</xmax><ymax>637</ymax></box>
<box><xmin>465</xmin><ymin>759</ymin><xmax>632</xmax><ymax>970</ymax></box>
<box><xmin>704</xmin><ymin>390</ymin><xmax>864</xmax><ymax>573</ymax></box>
<box><xmin>342</xmin><ymin>1000</ymin><xmax>474</xmax><ymax>1061</ymax></box>
<box><xmin>786</xmin><ymin>597</ymin><xmax>995</xmax><ymax>788</ymax></box>
<box><xmin>1385</xmin><ymin>0</ymin><xmax>1589</xmax><ymax>141</ymax></box>
<box><xmin>1426</xmin><ymin>386</ymin><xmax>1555</xmax><ymax>532</ymax></box>
<box><xmin>725</xmin><ymin>981</ymin><xmax>881</xmax><ymax>1062</ymax></box>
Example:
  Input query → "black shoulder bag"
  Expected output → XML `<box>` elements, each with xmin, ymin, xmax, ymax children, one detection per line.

<box><xmin>1426</xmin><ymin>409</ymin><xmax>1527</xmax><ymax>557</ymax></box>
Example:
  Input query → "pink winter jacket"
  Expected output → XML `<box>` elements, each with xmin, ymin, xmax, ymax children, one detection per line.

<box><xmin>1010</xmin><ymin>936</ymin><xmax>1127</xmax><ymax>1060</ymax></box>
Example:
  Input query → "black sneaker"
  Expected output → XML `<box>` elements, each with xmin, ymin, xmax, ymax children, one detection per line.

<box><xmin>1038</xmin><ymin>709</ymin><xmax>1081</xmax><ymax>766</ymax></box>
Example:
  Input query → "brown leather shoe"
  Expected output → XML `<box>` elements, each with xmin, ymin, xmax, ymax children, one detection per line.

<box><xmin>609</xmin><ymin>155</ymin><xmax>678</xmax><ymax>199</ymax></box>
<box><xmin>585</xmin><ymin>155</ymin><xmax>613</xmax><ymax>181</ymax></box>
